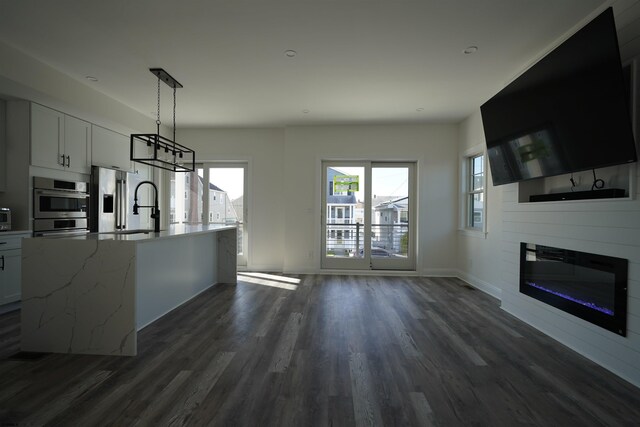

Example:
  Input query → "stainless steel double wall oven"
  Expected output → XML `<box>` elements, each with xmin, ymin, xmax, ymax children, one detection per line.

<box><xmin>33</xmin><ymin>177</ymin><xmax>90</xmax><ymax>236</ymax></box>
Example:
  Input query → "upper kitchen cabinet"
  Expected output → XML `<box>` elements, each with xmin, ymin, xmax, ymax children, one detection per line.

<box><xmin>30</xmin><ymin>104</ymin><xmax>63</xmax><ymax>170</ymax></box>
<box><xmin>64</xmin><ymin>116</ymin><xmax>92</xmax><ymax>174</ymax></box>
<box><xmin>30</xmin><ymin>103</ymin><xmax>92</xmax><ymax>174</ymax></box>
<box><xmin>91</xmin><ymin>125</ymin><xmax>132</xmax><ymax>172</ymax></box>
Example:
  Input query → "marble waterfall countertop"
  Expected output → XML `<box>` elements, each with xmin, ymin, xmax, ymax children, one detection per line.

<box><xmin>21</xmin><ymin>224</ymin><xmax>237</xmax><ymax>356</ymax></box>
<box><xmin>64</xmin><ymin>223</ymin><xmax>237</xmax><ymax>243</ymax></box>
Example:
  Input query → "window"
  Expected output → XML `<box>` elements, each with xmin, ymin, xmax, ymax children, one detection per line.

<box><xmin>468</xmin><ymin>154</ymin><xmax>485</xmax><ymax>230</ymax></box>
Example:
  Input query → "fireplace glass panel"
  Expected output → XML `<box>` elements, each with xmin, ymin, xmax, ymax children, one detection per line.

<box><xmin>520</xmin><ymin>243</ymin><xmax>627</xmax><ymax>336</ymax></box>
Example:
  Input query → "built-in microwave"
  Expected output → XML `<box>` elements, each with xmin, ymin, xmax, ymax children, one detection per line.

<box><xmin>33</xmin><ymin>177</ymin><xmax>89</xmax><ymax>219</ymax></box>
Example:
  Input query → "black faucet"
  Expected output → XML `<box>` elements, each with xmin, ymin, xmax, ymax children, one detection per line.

<box><xmin>133</xmin><ymin>180</ymin><xmax>161</xmax><ymax>232</ymax></box>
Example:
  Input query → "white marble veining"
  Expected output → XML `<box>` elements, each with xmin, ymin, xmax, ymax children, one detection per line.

<box><xmin>21</xmin><ymin>238</ymin><xmax>136</xmax><ymax>355</ymax></box>
<box><xmin>21</xmin><ymin>225</ymin><xmax>237</xmax><ymax>356</ymax></box>
<box><xmin>217</xmin><ymin>228</ymin><xmax>238</xmax><ymax>284</ymax></box>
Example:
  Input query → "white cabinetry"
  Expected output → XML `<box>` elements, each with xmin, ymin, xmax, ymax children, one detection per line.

<box><xmin>92</xmin><ymin>125</ymin><xmax>132</xmax><ymax>172</ymax></box>
<box><xmin>64</xmin><ymin>116</ymin><xmax>92</xmax><ymax>174</ymax></box>
<box><xmin>0</xmin><ymin>232</ymin><xmax>29</xmax><ymax>305</ymax></box>
<box><xmin>30</xmin><ymin>103</ymin><xmax>63</xmax><ymax>170</ymax></box>
<box><xmin>30</xmin><ymin>103</ymin><xmax>91</xmax><ymax>174</ymax></box>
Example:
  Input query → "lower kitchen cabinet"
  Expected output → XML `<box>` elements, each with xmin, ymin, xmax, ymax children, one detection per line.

<box><xmin>0</xmin><ymin>232</ymin><xmax>30</xmax><ymax>306</ymax></box>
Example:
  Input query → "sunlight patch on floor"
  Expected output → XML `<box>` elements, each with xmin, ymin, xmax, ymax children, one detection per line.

<box><xmin>237</xmin><ymin>273</ymin><xmax>299</xmax><ymax>290</ymax></box>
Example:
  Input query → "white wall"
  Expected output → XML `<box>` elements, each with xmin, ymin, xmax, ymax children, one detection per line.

<box><xmin>457</xmin><ymin>0</ymin><xmax>640</xmax><ymax>387</ymax></box>
<box><xmin>180</xmin><ymin>124</ymin><xmax>459</xmax><ymax>274</ymax></box>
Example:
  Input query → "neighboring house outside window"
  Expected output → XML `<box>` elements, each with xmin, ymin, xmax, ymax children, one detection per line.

<box><xmin>170</xmin><ymin>173</ymin><xmax>239</xmax><ymax>225</ymax></box>
<box><xmin>373</xmin><ymin>196</ymin><xmax>408</xmax><ymax>253</ymax></box>
<box><xmin>326</xmin><ymin>167</ymin><xmax>357</xmax><ymax>256</ymax></box>
<box><xmin>468</xmin><ymin>154</ymin><xmax>485</xmax><ymax>230</ymax></box>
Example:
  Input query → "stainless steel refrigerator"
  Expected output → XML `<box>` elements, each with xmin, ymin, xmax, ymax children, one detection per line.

<box><xmin>90</xmin><ymin>166</ymin><xmax>146</xmax><ymax>232</ymax></box>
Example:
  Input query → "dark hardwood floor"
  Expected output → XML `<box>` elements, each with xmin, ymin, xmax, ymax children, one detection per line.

<box><xmin>1</xmin><ymin>274</ymin><xmax>639</xmax><ymax>426</ymax></box>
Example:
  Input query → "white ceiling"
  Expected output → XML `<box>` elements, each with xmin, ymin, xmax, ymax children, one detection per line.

<box><xmin>0</xmin><ymin>0</ymin><xmax>608</xmax><ymax>128</ymax></box>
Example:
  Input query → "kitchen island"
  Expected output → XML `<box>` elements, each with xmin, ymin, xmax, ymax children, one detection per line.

<box><xmin>20</xmin><ymin>224</ymin><xmax>237</xmax><ymax>356</ymax></box>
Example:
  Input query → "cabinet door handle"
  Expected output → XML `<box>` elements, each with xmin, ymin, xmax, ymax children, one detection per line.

<box><xmin>60</xmin><ymin>154</ymin><xmax>65</xmax><ymax>166</ymax></box>
<box><xmin>1</xmin><ymin>255</ymin><xmax>4</xmax><ymax>271</ymax></box>
<box><xmin>0</xmin><ymin>242</ymin><xmax>6</xmax><ymax>245</ymax></box>
<box><xmin>66</xmin><ymin>155</ymin><xmax>70</xmax><ymax>167</ymax></box>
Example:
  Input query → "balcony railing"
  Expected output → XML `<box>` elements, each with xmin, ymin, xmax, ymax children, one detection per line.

<box><xmin>325</xmin><ymin>222</ymin><xmax>409</xmax><ymax>258</ymax></box>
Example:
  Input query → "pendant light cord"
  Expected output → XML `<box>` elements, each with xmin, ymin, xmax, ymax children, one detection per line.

<box><xmin>156</xmin><ymin>77</ymin><xmax>161</xmax><ymax>136</ymax></box>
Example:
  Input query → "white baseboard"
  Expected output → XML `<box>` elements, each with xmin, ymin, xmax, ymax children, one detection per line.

<box><xmin>283</xmin><ymin>268</ymin><xmax>322</xmax><ymax>274</ymax></box>
<box><xmin>421</xmin><ymin>268</ymin><xmax>458</xmax><ymax>277</ymax></box>
<box><xmin>455</xmin><ymin>270</ymin><xmax>502</xmax><ymax>300</ymax></box>
<box><xmin>241</xmin><ymin>265</ymin><xmax>283</xmax><ymax>273</ymax></box>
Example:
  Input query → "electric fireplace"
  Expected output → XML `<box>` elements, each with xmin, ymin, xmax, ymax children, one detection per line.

<box><xmin>520</xmin><ymin>243</ymin><xmax>628</xmax><ymax>336</ymax></box>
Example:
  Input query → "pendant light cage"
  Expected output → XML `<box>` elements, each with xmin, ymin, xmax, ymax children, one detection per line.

<box><xmin>131</xmin><ymin>68</ymin><xmax>195</xmax><ymax>172</ymax></box>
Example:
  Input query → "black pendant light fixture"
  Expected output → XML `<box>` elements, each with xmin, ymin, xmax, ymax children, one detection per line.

<box><xmin>131</xmin><ymin>68</ymin><xmax>195</xmax><ymax>172</ymax></box>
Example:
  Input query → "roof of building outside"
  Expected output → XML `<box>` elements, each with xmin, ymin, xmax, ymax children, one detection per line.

<box><xmin>197</xmin><ymin>175</ymin><xmax>225</xmax><ymax>192</ymax></box>
<box><xmin>374</xmin><ymin>196</ymin><xmax>408</xmax><ymax>210</ymax></box>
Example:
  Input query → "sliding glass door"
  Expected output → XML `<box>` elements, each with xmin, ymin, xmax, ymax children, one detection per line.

<box><xmin>321</xmin><ymin>161</ymin><xmax>415</xmax><ymax>270</ymax></box>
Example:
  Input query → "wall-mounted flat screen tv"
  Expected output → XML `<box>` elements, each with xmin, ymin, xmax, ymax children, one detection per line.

<box><xmin>481</xmin><ymin>8</ymin><xmax>638</xmax><ymax>186</ymax></box>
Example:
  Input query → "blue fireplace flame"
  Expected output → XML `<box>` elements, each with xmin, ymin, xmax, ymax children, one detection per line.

<box><xmin>526</xmin><ymin>281</ymin><xmax>614</xmax><ymax>316</ymax></box>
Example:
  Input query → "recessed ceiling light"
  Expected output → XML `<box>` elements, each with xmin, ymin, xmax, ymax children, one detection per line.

<box><xmin>85</xmin><ymin>75</ymin><xmax>98</xmax><ymax>82</ymax></box>
<box><xmin>463</xmin><ymin>46</ymin><xmax>478</xmax><ymax>55</ymax></box>
<box><xmin>302</xmin><ymin>109</ymin><xmax>310</xmax><ymax>114</ymax></box>
<box><xmin>416</xmin><ymin>108</ymin><xmax>424</xmax><ymax>112</ymax></box>
<box><xmin>285</xmin><ymin>50</ymin><xmax>297</xmax><ymax>58</ymax></box>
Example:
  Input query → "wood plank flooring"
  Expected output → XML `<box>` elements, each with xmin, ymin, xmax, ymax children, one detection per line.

<box><xmin>1</xmin><ymin>274</ymin><xmax>639</xmax><ymax>426</ymax></box>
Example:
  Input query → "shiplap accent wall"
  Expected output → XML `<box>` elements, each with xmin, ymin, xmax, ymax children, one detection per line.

<box><xmin>498</xmin><ymin>0</ymin><xmax>640</xmax><ymax>387</ymax></box>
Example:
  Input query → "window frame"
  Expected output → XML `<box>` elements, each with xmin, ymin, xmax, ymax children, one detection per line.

<box><xmin>468</xmin><ymin>153</ymin><xmax>484</xmax><ymax>229</ymax></box>
<box><xmin>460</xmin><ymin>148</ymin><xmax>488</xmax><ymax>236</ymax></box>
